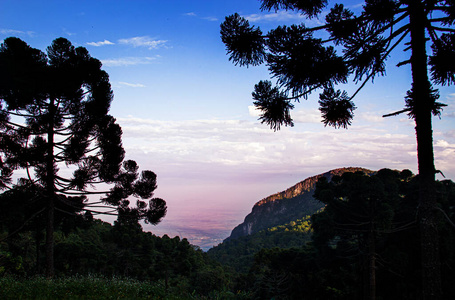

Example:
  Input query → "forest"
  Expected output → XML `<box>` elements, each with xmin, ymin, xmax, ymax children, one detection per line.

<box><xmin>2</xmin><ymin>0</ymin><xmax>455</xmax><ymax>299</ymax></box>
<box><xmin>1</xmin><ymin>167</ymin><xmax>455</xmax><ymax>299</ymax></box>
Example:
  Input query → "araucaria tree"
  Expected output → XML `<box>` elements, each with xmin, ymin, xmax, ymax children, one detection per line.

<box><xmin>0</xmin><ymin>37</ymin><xmax>167</xmax><ymax>277</ymax></box>
<box><xmin>221</xmin><ymin>1</ymin><xmax>454</xmax><ymax>299</ymax></box>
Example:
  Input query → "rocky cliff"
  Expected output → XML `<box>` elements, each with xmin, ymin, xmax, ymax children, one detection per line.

<box><xmin>227</xmin><ymin>167</ymin><xmax>374</xmax><ymax>240</ymax></box>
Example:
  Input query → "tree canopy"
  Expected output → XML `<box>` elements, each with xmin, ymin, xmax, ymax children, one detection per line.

<box><xmin>221</xmin><ymin>1</ymin><xmax>453</xmax><ymax>129</ymax></box>
<box><xmin>0</xmin><ymin>37</ymin><xmax>167</xmax><ymax>277</ymax></box>
<box><xmin>221</xmin><ymin>1</ymin><xmax>454</xmax><ymax>298</ymax></box>
<box><xmin>312</xmin><ymin>169</ymin><xmax>413</xmax><ymax>300</ymax></box>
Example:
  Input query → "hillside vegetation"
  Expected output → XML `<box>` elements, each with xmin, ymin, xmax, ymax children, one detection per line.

<box><xmin>1</xmin><ymin>168</ymin><xmax>455</xmax><ymax>299</ymax></box>
<box><xmin>209</xmin><ymin>168</ymin><xmax>455</xmax><ymax>299</ymax></box>
<box><xmin>228</xmin><ymin>167</ymin><xmax>373</xmax><ymax>239</ymax></box>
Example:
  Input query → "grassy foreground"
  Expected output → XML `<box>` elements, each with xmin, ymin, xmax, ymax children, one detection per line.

<box><xmin>0</xmin><ymin>275</ymin><xmax>242</xmax><ymax>299</ymax></box>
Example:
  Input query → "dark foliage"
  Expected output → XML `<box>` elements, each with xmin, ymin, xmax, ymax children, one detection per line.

<box><xmin>220</xmin><ymin>13</ymin><xmax>265</xmax><ymax>67</ymax></box>
<box><xmin>2</xmin><ymin>169</ymin><xmax>454</xmax><ymax>299</ymax></box>
<box><xmin>208</xmin><ymin>216</ymin><xmax>313</xmax><ymax>273</ymax></box>
<box><xmin>0</xmin><ymin>37</ymin><xmax>167</xmax><ymax>276</ymax></box>
<box><xmin>430</xmin><ymin>33</ymin><xmax>455</xmax><ymax>85</ymax></box>
<box><xmin>220</xmin><ymin>0</ymin><xmax>454</xmax><ymax>129</ymax></box>
<box><xmin>0</xmin><ymin>214</ymin><xmax>231</xmax><ymax>296</ymax></box>
<box><xmin>318</xmin><ymin>88</ymin><xmax>356</xmax><ymax>128</ymax></box>
<box><xmin>208</xmin><ymin>169</ymin><xmax>455</xmax><ymax>300</ymax></box>
<box><xmin>252</xmin><ymin>80</ymin><xmax>294</xmax><ymax>131</ymax></box>
<box><xmin>221</xmin><ymin>2</ymin><xmax>455</xmax><ymax>298</ymax></box>
<box><xmin>261</xmin><ymin>0</ymin><xmax>329</xmax><ymax>18</ymax></box>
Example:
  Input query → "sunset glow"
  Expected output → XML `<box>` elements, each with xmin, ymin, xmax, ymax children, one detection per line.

<box><xmin>2</xmin><ymin>0</ymin><xmax>454</xmax><ymax>249</ymax></box>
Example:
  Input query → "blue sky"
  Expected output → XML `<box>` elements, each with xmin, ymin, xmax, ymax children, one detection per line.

<box><xmin>2</xmin><ymin>0</ymin><xmax>454</xmax><ymax>249</ymax></box>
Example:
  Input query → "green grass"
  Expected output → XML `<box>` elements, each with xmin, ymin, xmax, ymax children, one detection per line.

<box><xmin>0</xmin><ymin>275</ymin><xmax>249</xmax><ymax>299</ymax></box>
<box><xmin>0</xmin><ymin>275</ymin><xmax>172</xmax><ymax>299</ymax></box>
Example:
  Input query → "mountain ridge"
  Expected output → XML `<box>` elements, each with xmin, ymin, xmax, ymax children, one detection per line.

<box><xmin>227</xmin><ymin>167</ymin><xmax>374</xmax><ymax>240</ymax></box>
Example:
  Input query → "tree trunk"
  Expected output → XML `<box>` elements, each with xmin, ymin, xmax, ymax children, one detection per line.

<box><xmin>368</xmin><ymin>226</ymin><xmax>376</xmax><ymax>300</ymax></box>
<box><xmin>165</xmin><ymin>268</ymin><xmax>169</xmax><ymax>293</ymax></box>
<box><xmin>408</xmin><ymin>2</ymin><xmax>441</xmax><ymax>299</ymax></box>
<box><xmin>45</xmin><ymin>98</ymin><xmax>56</xmax><ymax>278</ymax></box>
<box><xmin>35</xmin><ymin>231</ymin><xmax>41</xmax><ymax>274</ymax></box>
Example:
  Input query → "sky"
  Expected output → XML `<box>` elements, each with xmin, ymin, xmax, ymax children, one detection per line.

<box><xmin>1</xmin><ymin>0</ymin><xmax>454</xmax><ymax>250</ymax></box>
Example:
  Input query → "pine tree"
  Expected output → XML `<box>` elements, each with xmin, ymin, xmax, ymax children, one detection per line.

<box><xmin>221</xmin><ymin>1</ymin><xmax>455</xmax><ymax>298</ymax></box>
<box><xmin>0</xmin><ymin>37</ymin><xmax>167</xmax><ymax>277</ymax></box>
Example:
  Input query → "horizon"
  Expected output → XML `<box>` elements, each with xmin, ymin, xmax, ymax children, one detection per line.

<box><xmin>1</xmin><ymin>0</ymin><xmax>454</xmax><ymax>249</ymax></box>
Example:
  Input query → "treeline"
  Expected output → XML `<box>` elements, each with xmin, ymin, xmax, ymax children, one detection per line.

<box><xmin>208</xmin><ymin>216</ymin><xmax>313</xmax><ymax>273</ymax></box>
<box><xmin>1</xmin><ymin>169</ymin><xmax>455</xmax><ymax>299</ymax></box>
<box><xmin>209</xmin><ymin>169</ymin><xmax>455</xmax><ymax>299</ymax></box>
<box><xmin>0</xmin><ymin>199</ymin><xmax>231</xmax><ymax>296</ymax></box>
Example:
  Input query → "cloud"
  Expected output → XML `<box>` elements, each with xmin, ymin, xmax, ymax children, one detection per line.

<box><xmin>116</xmin><ymin>116</ymin><xmax>428</xmax><ymax>176</ymax></box>
<box><xmin>248</xmin><ymin>105</ymin><xmax>261</xmax><ymax>117</ymax></box>
<box><xmin>434</xmin><ymin>139</ymin><xmax>455</xmax><ymax>175</ymax></box>
<box><xmin>243</xmin><ymin>11</ymin><xmax>325</xmax><ymax>27</ymax></box>
<box><xmin>0</xmin><ymin>28</ymin><xmax>34</xmax><ymax>37</ymax></box>
<box><xmin>101</xmin><ymin>56</ymin><xmax>160</xmax><ymax>67</ymax></box>
<box><xmin>62</xmin><ymin>27</ymin><xmax>76</xmax><ymax>36</ymax></box>
<box><xmin>245</xmin><ymin>11</ymin><xmax>306</xmax><ymax>22</ymax></box>
<box><xmin>444</xmin><ymin>130</ymin><xmax>455</xmax><ymax>139</ymax></box>
<box><xmin>250</xmin><ymin>106</ymin><xmax>322</xmax><ymax>124</ymax></box>
<box><xmin>202</xmin><ymin>16</ymin><xmax>218</xmax><ymax>21</ymax></box>
<box><xmin>184</xmin><ymin>12</ymin><xmax>217</xmax><ymax>21</ymax></box>
<box><xmin>118</xmin><ymin>36</ymin><xmax>167</xmax><ymax>50</ymax></box>
<box><xmin>117</xmin><ymin>81</ymin><xmax>146</xmax><ymax>88</ymax></box>
<box><xmin>358</xmin><ymin>112</ymin><xmax>386</xmax><ymax>123</ymax></box>
<box><xmin>115</xmin><ymin>115</ymin><xmax>455</xmax><ymax>248</ymax></box>
<box><xmin>292</xmin><ymin>108</ymin><xmax>322</xmax><ymax>124</ymax></box>
<box><xmin>86</xmin><ymin>39</ymin><xmax>114</xmax><ymax>47</ymax></box>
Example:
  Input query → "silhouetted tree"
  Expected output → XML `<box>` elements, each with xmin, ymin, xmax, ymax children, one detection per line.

<box><xmin>221</xmin><ymin>2</ymin><xmax>455</xmax><ymax>298</ymax></box>
<box><xmin>0</xmin><ymin>37</ymin><xmax>167</xmax><ymax>277</ymax></box>
<box><xmin>0</xmin><ymin>181</ymin><xmax>86</xmax><ymax>274</ymax></box>
<box><xmin>313</xmin><ymin>169</ymin><xmax>412</xmax><ymax>300</ymax></box>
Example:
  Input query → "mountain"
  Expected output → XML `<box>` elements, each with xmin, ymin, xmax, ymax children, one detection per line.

<box><xmin>207</xmin><ymin>216</ymin><xmax>314</xmax><ymax>273</ymax></box>
<box><xmin>227</xmin><ymin>167</ymin><xmax>374</xmax><ymax>241</ymax></box>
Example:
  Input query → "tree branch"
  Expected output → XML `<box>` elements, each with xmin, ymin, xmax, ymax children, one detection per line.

<box><xmin>436</xmin><ymin>207</ymin><xmax>455</xmax><ymax>230</ymax></box>
<box><xmin>0</xmin><ymin>208</ymin><xmax>46</xmax><ymax>242</ymax></box>
<box><xmin>382</xmin><ymin>108</ymin><xmax>412</xmax><ymax>117</ymax></box>
<box><xmin>396</xmin><ymin>60</ymin><xmax>411</xmax><ymax>67</ymax></box>
<box><xmin>430</xmin><ymin>26</ymin><xmax>455</xmax><ymax>33</ymax></box>
<box><xmin>350</xmin><ymin>28</ymin><xmax>410</xmax><ymax>101</ymax></box>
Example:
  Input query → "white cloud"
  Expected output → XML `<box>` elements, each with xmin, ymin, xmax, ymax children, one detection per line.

<box><xmin>115</xmin><ymin>115</ymin><xmax>455</xmax><ymax>247</ymax></box>
<box><xmin>434</xmin><ymin>139</ymin><xmax>455</xmax><ymax>176</ymax></box>
<box><xmin>86</xmin><ymin>39</ymin><xmax>114</xmax><ymax>47</ymax></box>
<box><xmin>184</xmin><ymin>12</ymin><xmax>217</xmax><ymax>21</ymax></box>
<box><xmin>243</xmin><ymin>11</ymin><xmax>325</xmax><ymax>27</ymax></box>
<box><xmin>444</xmin><ymin>130</ymin><xmax>455</xmax><ymax>139</ymax></box>
<box><xmin>249</xmin><ymin>106</ymin><xmax>322</xmax><ymax>124</ymax></box>
<box><xmin>359</xmin><ymin>112</ymin><xmax>386</xmax><ymax>123</ymax></box>
<box><xmin>117</xmin><ymin>81</ymin><xmax>146</xmax><ymax>88</ymax></box>
<box><xmin>115</xmin><ymin>116</ymin><xmax>433</xmax><ymax>178</ymax></box>
<box><xmin>292</xmin><ymin>108</ymin><xmax>322</xmax><ymax>124</ymax></box>
<box><xmin>0</xmin><ymin>28</ymin><xmax>34</xmax><ymax>37</ymax></box>
<box><xmin>62</xmin><ymin>27</ymin><xmax>76</xmax><ymax>36</ymax></box>
<box><xmin>202</xmin><ymin>16</ymin><xmax>218</xmax><ymax>21</ymax></box>
<box><xmin>118</xmin><ymin>36</ymin><xmax>167</xmax><ymax>50</ymax></box>
<box><xmin>245</xmin><ymin>11</ymin><xmax>306</xmax><ymax>22</ymax></box>
<box><xmin>101</xmin><ymin>56</ymin><xmax>159</xmax><ymax>67</ymax></box>
<box><xmin>248</xmin><ymin>105</ymin><xmax>261</xmax><ymax>117</ymax></box>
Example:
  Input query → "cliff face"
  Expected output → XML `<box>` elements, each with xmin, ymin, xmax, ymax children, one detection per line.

<box><xmin>228</xmin><ymin>167</ymin><xmax>374</xmax><ymax>240</ymax></box>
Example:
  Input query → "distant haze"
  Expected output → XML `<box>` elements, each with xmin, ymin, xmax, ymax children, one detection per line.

<box><xmin>1</xmin><ymin>0</ymin><xmax>454</xmax><ymax>249</ymax></box>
